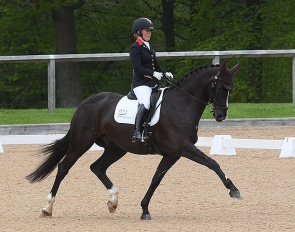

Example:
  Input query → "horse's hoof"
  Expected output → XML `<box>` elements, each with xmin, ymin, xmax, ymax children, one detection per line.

<box><xmin>229</xmin><ymin>190</ymin><xmax>241</xmax><ymax>199</ymax></box>
<box><xmin>107</xmin><ymin>200</ymin><xmax>117</xmax><ymax>213</ymax></box>
<box><xmin>40</xmin><ymin>209</ymin><xmax>52</xmax><ymax>217</ymax></box>
<box><xmin>141</xmin><ymin>214</ymin><xmax>152</xmax><ymax>220</ymax></box>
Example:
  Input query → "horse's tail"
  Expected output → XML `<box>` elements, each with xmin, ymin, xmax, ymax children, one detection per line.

<box><xmin>26</xmin><ymin>131</ymin><xmax>70</xmax><ymax>183</ymax></box>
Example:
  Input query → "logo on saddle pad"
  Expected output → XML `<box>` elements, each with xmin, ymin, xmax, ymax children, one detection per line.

<box><xmin>114</xmin><ymin>88</ymin><xmax>166</xmax><ymax>126</ymax></box>
<box><xmin>118</xmin><ymin>109</ymin><xmax>128</xmax><ymax>115</ymax></box>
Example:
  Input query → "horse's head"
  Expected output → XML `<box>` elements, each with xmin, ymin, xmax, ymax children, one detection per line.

<box><xmin>209</xmin><ymin>60</ymin><xmax>240</xmax><ymax>122</ymax></box>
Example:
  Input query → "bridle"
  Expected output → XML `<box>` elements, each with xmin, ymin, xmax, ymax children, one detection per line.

<box><xmin>163</xmin><ymin>73</ymin><xmax>233</xmax><ymax>112</ymax></box>
<box><xmin>208</xmin><ymin>74</ymin><xmax>233</xmax><ymax>113</ymax></box>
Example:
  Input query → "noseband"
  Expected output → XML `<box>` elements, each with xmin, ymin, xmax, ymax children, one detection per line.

<box><xmin>209</xmin><ymin>75</ymin><xmax>232</xmax><ymax>112</ymax></box>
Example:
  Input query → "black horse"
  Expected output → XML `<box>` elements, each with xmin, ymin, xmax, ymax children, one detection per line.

<box><xmin>27</xmin><ymin>60</ymin><xmax>241</xmax><ymax>220</ymax></box>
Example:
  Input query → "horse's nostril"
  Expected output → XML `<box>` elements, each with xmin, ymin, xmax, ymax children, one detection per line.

<box><xmin>216</xmin><ymin>118</ymin><xmax>223</xmax><ymax>122</ymax></box>
<box><xmin>215</xmin><ymin>113</ymin><xmax>225</xmax><ymax>122</ymax></box>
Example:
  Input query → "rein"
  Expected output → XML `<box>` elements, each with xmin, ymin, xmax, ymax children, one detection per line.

<box><xmin>163</xmin><ymin>75</ymin><xmax>217</xmax><ymax>106</ymax></box>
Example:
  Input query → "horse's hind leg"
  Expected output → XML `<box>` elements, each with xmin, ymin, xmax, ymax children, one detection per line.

<box><xmin>90</xmin><ymin>145</ymin><xmax>126</xmax><ymax>214</ymax></box>
<box><xmin>182</xmin><ymin>144</ymin><xmax>241</xmax><ymax>198</ymax></box>
<box><xmin>42</xmin><ymin>140</ymin><xmax>94</xmax><ymax>217</ymax></box>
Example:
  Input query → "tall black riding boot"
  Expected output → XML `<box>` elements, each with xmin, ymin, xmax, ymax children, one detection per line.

<box><xmin>132</xmin><ymin>104</ymin><xmax>148</xmax><ymax>143</ymax></box>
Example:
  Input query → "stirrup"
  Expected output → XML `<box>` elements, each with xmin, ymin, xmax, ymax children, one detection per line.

<box><xmin>132</xmin><ymin>131</ymin><xmax>142</xmax><ymax>143</ymax></box>
<box><xmin>132</xmin><ymin>131</ymin><xmax>148</xmax><ymax>143</ymax></box>
<box><xmin>132</xmin><ymin>136</ymin><xmax>141</xmax><ymax>143</ymax></box>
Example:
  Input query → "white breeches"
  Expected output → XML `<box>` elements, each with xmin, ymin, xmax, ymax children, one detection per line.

<box><xmin>133</xmin><ymin>85</ymin><xmax>153</xmax><ymax>109</ymax></box>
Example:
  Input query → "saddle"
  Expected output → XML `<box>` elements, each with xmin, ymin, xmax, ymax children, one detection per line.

<box><xmin>127</xmin><ymin>88</ymin><xmax>164</xmax><ymax>133</ymax></box>
<box><xmin>126</xmin><ymin>87</ymin><xmax>166</xmax><ymax>127</ymax></box>
<box><xmin>114</xmin><ymin>87</ymin><xmax>168</xmax><ymax>152</ymax></box>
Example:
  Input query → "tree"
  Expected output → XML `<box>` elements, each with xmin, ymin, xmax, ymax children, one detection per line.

<box><xmin>244</xmin><ymin>0</ymin><xmax>264</xmax><ymax>102</ymax></box>
<box><xmin>162</xmin><ymin>0</ymin><xmax>175</xmax><ymax>52</ymax></box>
<box><xmin>52</xmin><ymin>1</ymin><xmax>85</xmax><ymax>107</ymax></box>
<box><xmin>0</xmin><ymin>1</ymin><xmax>53</xmax><ymax>108</ymax></box>
<box><xmin>1</xmin><ymin>0</ymin><xmax>295</xmax><ymax>108</ymax></box>
<box><xmin>0</xmin><ymin>0</ymin><xmax>86</xmax><ymax>108</ymax></box>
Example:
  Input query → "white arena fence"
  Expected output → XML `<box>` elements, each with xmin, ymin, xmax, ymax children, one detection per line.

<box><xmin>0</xmin><ymin>134</ymin><xmax>294</xmax><ymax>158</ymax></box>
<box><xmin>1</xmin><ymin>49</ymin><xmax>295</xmax><ymax>112</ymax></box>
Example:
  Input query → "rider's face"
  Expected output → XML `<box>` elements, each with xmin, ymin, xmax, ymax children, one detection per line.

<box><xmin>141</xmin><ymin>29</ymin><xmax>152</xmax><ymax>42</ymax></box>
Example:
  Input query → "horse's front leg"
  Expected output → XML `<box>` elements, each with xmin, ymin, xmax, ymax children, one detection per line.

<box><xmin>107</xmin><ymin>185</ymin><xmax>119</xmax><ymax>213</ymax></box>
<box><xmin>182</xmin><ymin>144</ymin><xmax>241</xmax><ymax>198</ymax></box>
<box><xmin>141</xmin><ymin>156</ymin><xmax>179</xmax><ymax>220</ymax></box>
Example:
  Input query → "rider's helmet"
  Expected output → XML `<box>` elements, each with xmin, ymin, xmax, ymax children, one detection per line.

<box><xmin>132</xmin><ymin>17</ymin><xmax>154</xmax><ymax>35</ymax></box>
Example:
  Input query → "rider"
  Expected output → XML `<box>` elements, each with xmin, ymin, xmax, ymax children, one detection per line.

<box><xmin>130</xmin><ymin>17</ymin><xmax>173</xmax><ymax>143</ymax></box>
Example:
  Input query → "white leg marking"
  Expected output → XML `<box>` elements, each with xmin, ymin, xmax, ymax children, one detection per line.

<box><xmin>107</xmin><ymin>185</ymin><xmax>119</xmax><ymax>213</ymax></box>
<box><xmin>42</xmin><ymin>193</ymin><xmax>55</xmax><ymax>215</ymax></box>
<box><xmin>108</xmin><ymin>185</ymin><xmax>119</xmax><ymax>204</ymax></box>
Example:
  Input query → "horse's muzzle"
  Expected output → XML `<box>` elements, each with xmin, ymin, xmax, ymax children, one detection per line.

<box><xmin>213</xmin><ymin>106</ymin><xmax>228</xmax><ymax>122</ymax></box>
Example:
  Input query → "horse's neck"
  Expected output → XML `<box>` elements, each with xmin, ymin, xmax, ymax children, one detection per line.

<box><xmin>179</xmin><ymin>72</ymin><xmax>211</xmax><ymax>101</ymax></box>
<box><xmin>170</xmin><ymin>81</ymin><xmax>207</xmax><ymax>126</ymax></box>
<box><xmin>175</xmin><ymin>69</ymin><xmax>216</xmax><ymax>124</ymax></box>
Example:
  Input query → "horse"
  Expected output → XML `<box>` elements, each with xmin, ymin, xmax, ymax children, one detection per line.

<box><xmin>26</xmin><ymin>60</ymin><xmax>241</xmax><ymax>220</ymax></box>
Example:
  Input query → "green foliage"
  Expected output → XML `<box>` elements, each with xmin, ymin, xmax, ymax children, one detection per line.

<box><xmin>0</xmin><ymin>1</ymin><xmax>54</xmax><ymax>108</ymax></box>
<box><xmin>0</xmin><ymin>2</ymin><xmax>53</xmax><ymax>55</ymax></box>
<box><xmin>0</xmin><ymin>63</ymin><xmax>48</xmax><ymax>108</ymax></box>
<box><xmin>1</xmin><ymin>0</ymin><xmax>295</xmax><ymax>108</ymax></box>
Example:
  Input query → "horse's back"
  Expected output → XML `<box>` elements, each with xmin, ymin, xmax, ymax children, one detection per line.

<box><xmin>71</xmin><ymin>92</ymin><xmax>123</xmax><ymax>125</ymax></box>
<box><xmin>82</xmin><ymin>91</ymin><xmax>123</xmax><ymax>105</ymax></box>
<box><xmin>78</xmin><ymin>92</ymin><xmax>122</xmax><ymax>111</ymax></box>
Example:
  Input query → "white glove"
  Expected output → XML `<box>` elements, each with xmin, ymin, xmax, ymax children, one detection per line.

<box><xmin>165</xmin><ymin>72</ymin><xmax>174</xmax><ymax>80</ymax></box>
<box><xmin>153</xmin><ymin>71</ymin><xmax>163</xmax><ymax>80</ymax></box>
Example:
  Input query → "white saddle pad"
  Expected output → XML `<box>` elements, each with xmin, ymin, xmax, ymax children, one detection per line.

<box><xmin>114</xmin><ymin>88</ymin><xmax>167</xmax><ymax>126</ymax></box>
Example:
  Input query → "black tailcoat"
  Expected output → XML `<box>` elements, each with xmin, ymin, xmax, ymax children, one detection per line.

<box><xmin>130</xmin><ymin>38</ymin><xmax>165</xmax><ymax>89</ymax></box>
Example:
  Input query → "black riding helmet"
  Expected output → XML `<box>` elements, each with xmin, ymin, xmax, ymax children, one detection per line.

<box><xmin>132</xmin><ymin>17</ymin><xmax>154</xmax><ymax>36</ymax></box>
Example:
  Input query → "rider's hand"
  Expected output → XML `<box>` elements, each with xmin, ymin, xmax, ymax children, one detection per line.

<box><xmin>153</xmin><ymin>71</ymin><xmax>163</xmax><ymax>80</ymax></box>
<box><xmin>165</xmin><ymin>72</ymin><xmax>174</xmax><ymax>81</ymax></box>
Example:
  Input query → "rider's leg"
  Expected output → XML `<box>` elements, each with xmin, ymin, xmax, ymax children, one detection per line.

<box><xmin>132</xmin><ymin>86</ymin><xmax>152</xmax><ymax>142</ymax></box>
<box><xmin>132</xmin><ymin>104</ymin><xmax>148</xmax><ymax>142</ymax></box>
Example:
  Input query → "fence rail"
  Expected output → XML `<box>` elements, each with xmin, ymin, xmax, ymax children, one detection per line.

<box><xmin>1</xmin><ymin>134</ymin><xmax>294</xmax><ymax>157</ymax></box>
<box><xmin>1</xmin><ymin>49</ymin><xmax>295</xmax><ymax>111</ymax></box>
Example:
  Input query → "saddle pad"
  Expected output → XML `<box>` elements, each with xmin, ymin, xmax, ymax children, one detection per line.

<box><xmin>114</xmin><ymin>96</ymin><xmax>138</xmax><ymax>125</ymax></box>
<box><xmin>114</xmin><ymin>88</ymin><xmax>167</xmax><ymax>126</ymax></box>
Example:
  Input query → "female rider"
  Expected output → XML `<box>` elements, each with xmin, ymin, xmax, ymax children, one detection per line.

<box><xmin>130</xmin><ymin>17</ymin><xmax>173</xmax><ymax>142</ymax></box>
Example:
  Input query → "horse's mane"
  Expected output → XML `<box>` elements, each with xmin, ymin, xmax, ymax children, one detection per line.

<box><xmin>175</xmin><ymin>64</ymin><xmax>220</xmax><ymax>87</ymax></box>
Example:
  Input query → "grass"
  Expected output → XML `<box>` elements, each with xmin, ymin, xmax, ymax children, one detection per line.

<box><xmin>0</xmin><ymin>103</ymin><xmax>295</xmax><ymax>125</ymax></box>
<box><xmin>0</xmin><ymin>108</ymin><xmax>76</xmax><ymax>125</ymax></box>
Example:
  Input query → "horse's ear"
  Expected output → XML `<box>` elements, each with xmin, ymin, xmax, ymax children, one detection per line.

<box><xmin>219</xmin><ymin>60</ymin><xmax>227</xmax><ymax>74</ymax></box>
<box><xmin>229</xmin><ymin>62</ymin><xmax>241</xmax><ymax>76</ymax></box>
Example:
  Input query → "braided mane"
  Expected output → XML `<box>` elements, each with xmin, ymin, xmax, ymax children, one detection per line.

<box><xmin>176</xmin><ymin>64</ymin><xmax>220</xmax><ymax>87</ymax></box>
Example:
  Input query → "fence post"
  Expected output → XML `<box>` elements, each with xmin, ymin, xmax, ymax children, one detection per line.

<box><xmin>48</xmin><ymin>58</ymin><xmax>56</xmax><ymax>112</ymax></box>
<box><xmin>209</xmin><ymin>135</ymin><xmax>236</xmax><ymax>155</ymax></box>
<box><xmin>293</xmin><ymin>56</ymin><xmax>295</xmax><ymax>104</ymax></box>
<box><xmin>280</xmin><ymin>137</ymin><xmax>295</xmax><ymax>158</ymax></box>
<box><xmin>212</xmin><ymin>56</ymin><xmax>220</xmax><ymax>65</ymax></box>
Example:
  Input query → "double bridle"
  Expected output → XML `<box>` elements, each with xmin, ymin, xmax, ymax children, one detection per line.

<box><xmin>208</xmin><ymin>75</ymin><xmax>231</xmax><ymax>113</ymax></box>
<box><xmin>163</xmin><ymin>74</ymin><xmax>231</xmax><ymax>112</ymax></box>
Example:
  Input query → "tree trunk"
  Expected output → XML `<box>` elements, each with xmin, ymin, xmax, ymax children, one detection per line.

<box><xmin>246</xmin><ymin>0</ymin><xmax>263</xmax><ymax>102</ymax></box>
<box><xmin>161</xmin><ymin>0</ymin><xmax>175</xmax><ymax>73</ymax></box>
<box><xmin>52</xmin><ymin>6</ymin><xmax>82</xmax><ymax>108</ymax></box>
<box><xmin>161</xmin><ymin>0</ymin><xmax>175</xmax><ymax>52</ymax></box>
